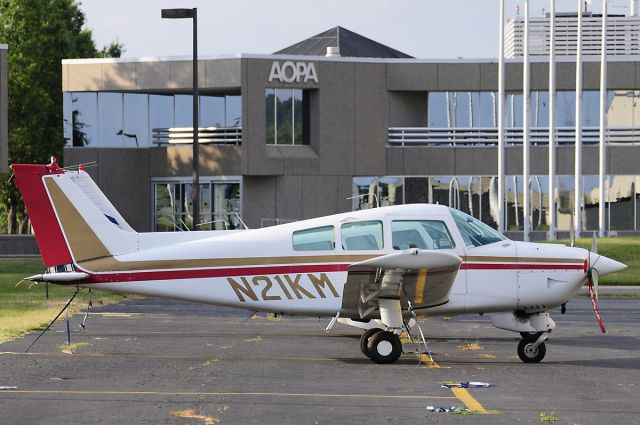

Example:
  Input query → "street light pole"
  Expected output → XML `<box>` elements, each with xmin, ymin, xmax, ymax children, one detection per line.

<box><xmin>161</xmin><ymin>7</ymin><xmax>200</xmax><ymax>229</ymax></box>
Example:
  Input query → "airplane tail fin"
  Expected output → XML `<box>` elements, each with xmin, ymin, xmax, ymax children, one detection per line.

<box><xmin>10</xmin><ymin>158</ymin><xmax>138</xmax><ymax>268</ymax></box>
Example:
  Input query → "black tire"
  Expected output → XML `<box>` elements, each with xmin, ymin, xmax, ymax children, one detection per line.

<box><xmin>360</xmin><ymin>328</ymin><xmax>383</xmax><ymax>358</ymax></box>
<box><xmin>517</xmin><ymin>338</ymin><xmax>546</xmax><ymax>363</ymax></box>
<box><xmin>367</xmin><ymin>331</ymin><xmax>402</xmax><ymax>364</ymax></box>
<box><xmin>520</xmin><ymin>331</ymin><xmax>542</xmax><ymax>342</ymax></box>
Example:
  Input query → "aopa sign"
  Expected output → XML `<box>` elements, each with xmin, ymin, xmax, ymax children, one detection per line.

<box><xmin>268</xmin><ymin>61</ymin><xmax>318</xmax><ymax>84</ymax></box>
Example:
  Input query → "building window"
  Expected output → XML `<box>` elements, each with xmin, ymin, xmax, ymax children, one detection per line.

<box><xmin>265</xmin><ymin>88</ymin><xmax>308</xmax><ymax>145</ymax></box>
<box><xmin>153</xmin><ymin>178</ymin><xmax>241</xmax><ymax>231</ymax></box>
<box><xmin>63</xmin><ymin>92</ymin><xmax>242</xmax><ymax>148</ymax></box>
<box><xmin>353</xmin><ymin>175</ymin><xmax>640</xmax><ymax>233</ymax></box>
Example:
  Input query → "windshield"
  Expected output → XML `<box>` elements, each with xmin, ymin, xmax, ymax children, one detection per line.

<box><xmin>449</xmin><ymin>208</ymin><xmax>506</xmax><ymax>247</ymax></box>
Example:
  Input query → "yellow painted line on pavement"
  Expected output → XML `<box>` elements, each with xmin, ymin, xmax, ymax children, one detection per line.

<box><xmin>0</xmin><ymin>389</ymin><xmax>457</xmax><ymax>400</ymax></box>
<box><xmin>450</xmin><ymin>387</ymin><xmax>490</xmax><ymax>414</ymax></box>
<box><xmin>419</xmin><ymin>353</ymin><xmax>441</xmax><ymax>368</ymax></box>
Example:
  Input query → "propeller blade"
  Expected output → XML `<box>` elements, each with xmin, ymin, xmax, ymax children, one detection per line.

<box><xmin>591</xmin><ymin>232</ymin><xmax>597</xmax><ymax>255</ymax></box>
<box><xmin>593</xmin><ymin>268</ymin><xmax>599</xmax><ymax>301</ymax></box>
<box><xmin>587</xmin><ymin>273</ymin><xmax>606</xmax><ymax>334</ymax></box>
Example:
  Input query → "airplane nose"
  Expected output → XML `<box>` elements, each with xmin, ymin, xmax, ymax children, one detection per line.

<box><xmin>589</xmin><ymin>252</ymin><xmax>627</xmax><ymax>277</ymax></box>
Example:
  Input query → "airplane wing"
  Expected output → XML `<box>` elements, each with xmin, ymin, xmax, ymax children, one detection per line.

<box><xmin>340</xmin><ymin>249</ymin><xmax>462</xmax><ymax>319</ymax></box>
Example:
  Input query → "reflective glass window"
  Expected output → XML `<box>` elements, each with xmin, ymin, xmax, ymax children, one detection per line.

<box><xmin>266</xmin><ymin>88</ymin><xmax>276</xmax><ymax>145</ymax></box>
<box><xmin>226</xmin><ymin>95</ymin><xmax>242</xmax><ymax>127</ymax></box>
<box><xmin>175</xmin><ymin>95</ymin><xmax>194</xmax><ymax>128</ymax></box>
<box><xmin>63</xmin><ymin>93</ymin><xmax>72</xmax><ymax>147</ymax></box>
<box><xmin>265</xmin><ymin>88</ymin><xmax>307</xmax><ymax>145</ymax></box>
<box><xmin>556</xmin><ymin>91</ymin><xmax>576</xmax><ymax>127</ymax></box>
<box><xmin>149</xmin><ymin>95</ymin><xmax>174</xmax><ymax>138</ymax></box>
<box><xmin>71</xmin><ymin>92</ymin><xmax>97</xmax><ymax>147</ymax></box>
<box><xmin>428</xmin><ymin>92</ymin><xmax>447</xmax><ymax>127</ymax></box>
<box><xmin>392</xmin><ymin>220</ymin><xmax>455</xmax><ymax>250</ymax></box>
<box><xmin>506</xmin><ymin>92</ymin><xmax>523</xmax><ymax>127</ymax></box>
<box><xmin>201</xmin><ymin>96</ymin><xmax>225</xmax><ymax>127</ymax></box>
<box><xmin>123</xmin><ymin>94</ymin><xmax>149</xmax><ymax>147</ymax></box>
<box><xmin>293</xmin><ymin>226</ymin><xmax>335</xmax><ymax>251</ymax></box>
<box><xmin>341</xmin><ymin>221</ymin><xmax>383</xmax><ymax>250</ymax></box>
<box><xmin>276</xmin><ymin>88</ymin><xmax>293</xmax><ymax>145</ymax></box>
<box><xmin>607</xmin><ymin>90</ymin><xmax>636</xmax><ymax>128</ymax></box>
<box><xmin>532</xmin><ymin>91</ymin><xmax>549</xmax><ymax>127</ymax></box>
<box><xmin>212</xmin><ymin>182</ymin><xmax>241</xmax><ymax>230</ymax></box>
<box><xmin>98</xmin><ymin>93</ymin><xmax>123</xmax><ymax>147</ymax></box>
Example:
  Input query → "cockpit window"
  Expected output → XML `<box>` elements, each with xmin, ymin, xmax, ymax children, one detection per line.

<box><xmin>392</xmin><ymin>220</ymin><xmax>455</xmax><ymax>250</ymax></box>
<box><xmin>449</xmin><ymin>208</ymin><xmax>506</xmax><ymax>247</ymax></box>
<box><xmin>341</xmin><ymin>221</ymin><xmax>383</xmax><ymax>250</ymax></box>
<box><xmin>292</xmin><ymin>226</ymin><xmax>335</xmax><ymax>251</ymax></box>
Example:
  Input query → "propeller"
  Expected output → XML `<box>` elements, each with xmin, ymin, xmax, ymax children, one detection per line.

<box><xmin>586</xmin><ymin>232</ymin><xmax>606</xmax><ymax>334</ymax></box>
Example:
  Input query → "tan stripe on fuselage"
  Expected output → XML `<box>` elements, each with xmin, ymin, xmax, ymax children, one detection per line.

<box><xmin>45</xmin><ymin>178</ymin><xmax>111</xmax><ymax>262</ymax></box>
<box><xmin>78</xmin><ymin>255</ymin><xmax>378</xmax><ymax>273</ymax></box>
<box><xmin>78</xmin><ymin>254</ymin><xmax>584</xmax><ymax>274</ymax></box>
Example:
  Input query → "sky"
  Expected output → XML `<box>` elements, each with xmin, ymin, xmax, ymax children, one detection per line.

<box><xmin>79</xmin><ymin>0</ymin><xmax>633</xmax><ymax>60</ymax></box>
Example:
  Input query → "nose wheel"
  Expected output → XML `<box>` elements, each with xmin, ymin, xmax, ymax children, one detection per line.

<box><xmin>517</xmin><ymin>332</ymin><xmax>548</xmax><ymax>363</ymax></box>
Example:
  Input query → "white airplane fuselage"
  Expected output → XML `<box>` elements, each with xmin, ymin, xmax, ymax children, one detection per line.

<box><xmin>72</xmin><ymin>207</ymin><xmax>590</xmax><ymax>318</ymax></box>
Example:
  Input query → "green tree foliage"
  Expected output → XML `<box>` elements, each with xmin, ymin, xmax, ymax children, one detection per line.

<box><xmin>0</xmin><ymin>0</ymin><xmax>123</xmax><ymax>233</ymax></box>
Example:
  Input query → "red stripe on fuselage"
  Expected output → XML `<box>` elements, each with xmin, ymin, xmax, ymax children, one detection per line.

<box><xmin>74</xmin><ymin>261</ymin><xmax>584</xmax><ymax>285</ymax></box>
<box><xmin>80</xmin><ymin>263</ymin><xmax>350</xmax><ymax>283</ymax></box>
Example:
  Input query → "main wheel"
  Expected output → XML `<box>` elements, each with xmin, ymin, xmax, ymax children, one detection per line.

<box><xmin>360</xmin><ymin>328</ymin><xmax>383</xmax><ymax>358</ymax></box>
<box><xmin>517</xmin><ymin>338</ymin><xmax>546</xmax><ymax>363</ymax></box>
<box><xmin>367</xmin><ymin>331</ymin><xmax>402</xmax><ymax>364</ymax></box>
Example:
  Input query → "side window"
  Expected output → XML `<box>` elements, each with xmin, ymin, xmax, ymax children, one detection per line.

<box><xmin>392</xmin><ymin>220</ymin><xmax>455</xmax><ymax>250</ymax></box>
<box><xmin>292</xmin><ymin>226</ymin><xmax>335</xmax><ymax>251</ymax></box>
<box><xmin>341</xmin><ymin>221</ymin><xmax>383</xmax><ymax>250</ymax></box>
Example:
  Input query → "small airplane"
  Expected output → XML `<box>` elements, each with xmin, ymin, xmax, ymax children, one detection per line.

<box><xmin>10</xmin><ymin>158</ymin><xmax>627</xmax><ymax>364</ymax></box>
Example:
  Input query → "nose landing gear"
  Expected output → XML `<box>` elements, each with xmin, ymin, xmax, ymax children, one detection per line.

<box><xmin>517</xmin><ymin>331</ymin><xmax>550</xmax><ymax>363</ymax></box>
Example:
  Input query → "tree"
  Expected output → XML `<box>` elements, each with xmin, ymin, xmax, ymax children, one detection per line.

<box><xmin>0</xmin><ymin>0</ymin><xmax>123</xmax><ymax>233</ymax></box>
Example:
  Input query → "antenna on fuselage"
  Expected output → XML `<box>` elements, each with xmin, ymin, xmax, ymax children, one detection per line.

<box><xmin>234</xmin><ymin>213</ymin><xmax>250</xmax><ymax>230</ymax></box>
<box><xmin>347</xmin><ymin>193</ymin><xmax>379</xmax><ymax>208</ymax></box>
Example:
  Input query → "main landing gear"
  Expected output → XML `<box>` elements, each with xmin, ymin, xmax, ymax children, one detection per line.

<box><xmin>360</xmin><ymin>328</ymin><xmax>403</xmax><ymax>364</ymax></box>
<box><xmin>517</xmin><ymin>331</ymin><xmax>549</xmax><ymax>363</ymax></box>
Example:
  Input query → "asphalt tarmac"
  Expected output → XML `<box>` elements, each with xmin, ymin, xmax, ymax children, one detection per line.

<box><xmin>0</xmin><ymin>296</ymin><xmax>638</xmax><ymax>425</ymax></box>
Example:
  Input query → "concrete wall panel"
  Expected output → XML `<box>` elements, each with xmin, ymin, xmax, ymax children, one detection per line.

<box><xmin>205</xmin><ymin>59</ymin><xmax>241</xmax><ymax>89</ymax></box>
<box><xmin>102</xmin><ymin>62</ymin><xmax>137</xmax><ymax>91</ymax></box>
<box><xmin>67</xmin><ymin>63</ymin><xmax>102</xmax><ymax>91</ymax></box>
<box><xmin>402</xmin><ymin>148</ymin><xmax>455</xmax><ymax>175</ymax></box>
<box><xmin>96</xmin><ymin>149</ymin><xmax>151</xmax><ymax>232</ymax></box>
<box><xmin>608</xmin><ymin>146</ymin><xmax>640</xmax><ymax>174</ymax></box>
<box><xmin>354</xmin><ymin>63</ymin><xmax>387</xmax><ymax>175</ymax></box>
<box><xmin>337</xmin><ymin>175</ymin><xmax>354</xmax><ymax>213</ymax></box>
<box><xmin>170</xmin><ymin>60</ymin><xmax>206</xmax><ymax>89</ymax></box>
<box><xmin>389</xmin><ymin>91</ymin><xmax>427</xmax><ymax>127</ymax></box>
<box><xmin>276</xmin><ymin>175</ymin><xmax>303</xmax><ymax>220</ymax></box>
<box><xmin>387</xmin><ymin>63</ymin><xmax>437</xmax><ymax>91</ymax></box>
<box><xmin>136</xmin><ymin>61</ymin><xmax>171</xmax><ymax>90</ymax></box>
<box><xmin>149</xmin><ymin>145</ymin><xmax>241</xmax><ymax>177</ymax></box>
<box><xmin>242</xmin><ymin>176</ymin><xmax>276</xmax><ymax>228</ymax></box>
<box><xmin>302</xmin><ymin>175</ymin><xmax>338</xmax><ymax>219</ymax></box>
<box><xmin>318</xmin><ymin>61</ymin><xmax>355</xmax><ymax>175</ymax></box>
<box><xmin>607</xmin><ymin>62</ymin><xmax>635</xmax><ymax>89</ymax></box>
<box><xmin>386</xmin><ymin>147</ymin><xmax>404</xmax><ymax>176</ymax></box>
<box><xmin>455</xmin><ymin>148</ymin><xmax>498</xmax><ymax>175</ymax></box>
<box><xmin>437</xmin><ymin>63</ymin><xmax>481</xmax><ymax>91</ymax></box>
<box><xmin>480</xmin><ymin>63</ymin><xmax>498</xmax><ymax>91</ymax></box>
